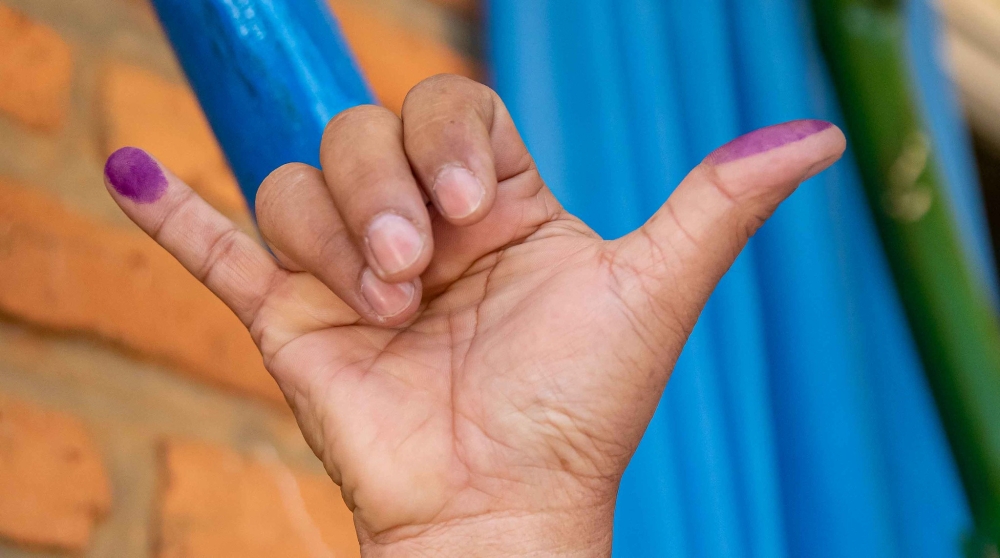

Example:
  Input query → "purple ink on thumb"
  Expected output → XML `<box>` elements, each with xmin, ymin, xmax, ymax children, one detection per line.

<box><xmin>706</xmin><ymin>120</ymin><xmax>834</xmax><ymax>165</ymax></box>
<box><xmin>104</xmin><ymin>147</ymin><xmax>168</xmax><ymax>204</ymax></box>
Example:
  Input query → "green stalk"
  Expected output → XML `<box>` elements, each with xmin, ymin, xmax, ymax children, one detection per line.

<box><xmin>810</xmin><ymin>0</ymin><xmax>1000</xmax><ymax>551</ymax></box>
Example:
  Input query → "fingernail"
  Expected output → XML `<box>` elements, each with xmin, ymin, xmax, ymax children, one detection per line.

<box><xmin>706</xmin><ymin>120</ymin><xmax>834</xmax><ymax>165</ymax></box>
<box><xmin>104</xmin><ymin>147</ymin><xmax>168</xmax><ymax>203</ymax></box>
<box><xmin>367</xmin><ymin>213</ymin><xmax>424</xmax><ymax>275</ymax></box>
<box><xmin>361</xmin><ymin>269</ymin><xmax>415</xmax><ymax>319</ymax></box>
<box><xmin>433</xmin><ymin>166</ymin><xmax>484</xmax><ymax>219</ymax></box>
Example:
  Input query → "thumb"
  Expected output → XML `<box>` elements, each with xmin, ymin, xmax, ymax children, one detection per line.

<box><xmin>612</xmin><ymin>119</ymin><xmax>846</xmax><ymax>333</ymax></box>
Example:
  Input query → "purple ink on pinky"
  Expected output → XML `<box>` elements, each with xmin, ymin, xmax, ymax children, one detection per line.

<box><xmin>104</xmin><ymin>147</ymin><xmax>168</xmax><ymax>204</ymax></box>
<box><xmin>706</xmin><ymin>120</ymin><xmax>834</xmax><ymax>165</ymax></box>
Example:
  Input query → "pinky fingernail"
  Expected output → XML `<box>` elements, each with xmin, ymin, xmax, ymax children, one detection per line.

<box><xmin>105</xmin><ymin>147</ymin><xmax>168</xmax><ymax>204</ymax></box>
<box><xmin>361</xmin><ymin>269</ymin><xmax>415</xmax><ymax>319</ymax></box>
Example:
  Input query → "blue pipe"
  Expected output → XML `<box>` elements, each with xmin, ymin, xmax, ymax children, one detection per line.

<box><xmin>149</xmin><ymin>0</ymin><xmax>374</xmax><ymax>211</ymax></box>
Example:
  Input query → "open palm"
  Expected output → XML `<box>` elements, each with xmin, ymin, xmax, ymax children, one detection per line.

<box><xmin>105</xmin><ymin>76</ymin><xmax>844</xmax><ymax>556</ymax></box>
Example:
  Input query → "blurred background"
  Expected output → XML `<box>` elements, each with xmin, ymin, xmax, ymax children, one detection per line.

<box><xmin>0</xmin><ymin>0</ymin><xmax>998</xmax><ymax>557</ymax></box>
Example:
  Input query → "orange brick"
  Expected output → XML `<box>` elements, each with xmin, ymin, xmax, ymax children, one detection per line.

<box><xmin>0</xmin><ymin>178</ymin><xmax>283</xmax><ymax>405</ymax></box>
<box><xmin>0</xmin><ymin>396</ymin><xmax>111</xmax><ymax>551</ymax></box>
<box><xmin>99</xmin><ymin>63</ymin><xmax>248</xmax><ymax>218</ymax></box>
<box><xmin>331</xmin><ymin>1</ymin><xmax>480</xmax><ymax>114</ymax></box>
<box><xmin>158</xmin><ymin>441</ymin><xmax>359</xmax><ymax>558</ymax></box>
<box><xmin>0</xmin><ymin>4</ymin><xmax>73</xmax><ymax>131</ymax></box>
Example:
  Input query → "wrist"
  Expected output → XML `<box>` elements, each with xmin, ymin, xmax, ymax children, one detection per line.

<box><xmin>358</xmin><ymin>506</ymin><xmax>614</xmax><ymax>558</ymax></box>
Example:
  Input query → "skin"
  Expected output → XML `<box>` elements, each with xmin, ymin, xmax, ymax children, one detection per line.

<box><xmin>105</xmin><ymin>75</ymin><xmax>846</xmax><ymax>557</ymax></box>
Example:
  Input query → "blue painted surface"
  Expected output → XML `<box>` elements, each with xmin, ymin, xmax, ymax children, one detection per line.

<box><xmin>618</xmin><ymin>3</ymin><xmax>747</xmax><ymax>557</ymax></box>
<box><xmin>150</xmin><ymin>0</ymin><xmax>374</xmax><ymax>211</ymax></box>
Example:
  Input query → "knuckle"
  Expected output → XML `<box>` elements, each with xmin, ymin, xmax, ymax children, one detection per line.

<box><xmin>339</xmin><ymin>165</ymin><xmax>388</xmax><ymax>207</ymax></box>
<box><xmin>309</xmin><ymin>227</ymin><xmax>345</xmax><ymax>265</ymax></box>
<box><xmin>403</xmin><ymin>74</ymin><xmax>495</xmax><ymax>119</ymax></box>
<box><xmin>407</xmin><ymin>73</ymin><xmax>470</xmax><ymax>99</ymax></box>
<box><xmin>256</xmin><ymin>163</ymin><xmax>315</xmax><ymax>226</ymax></box>
<box><xmin>401</xmin><ymin>92</ymin><xmax>497</xmax><ymax>174</ymax></box>
<box><xmin>198</xmin><ymin>228</ymin><xmax>241</xmax><ymax>283</ymax></box>
<box><xmin>694</xmin><ymin>164</ymin><xmax>776</xmax><ymax>248</ymax></box>
<box><xmin>697</xmin><ymin>164</ymin><xmax>741</xmax><ymax>207</ymax></box>
<box><xmin>321</xmin><ymin>104</ymin><xmax>394</xmax><ymax>150</ymax></box>
<box><xmin>409</xmin><ymin>118</ymin><xmax>479</xmax><ymax>164</ymax></box>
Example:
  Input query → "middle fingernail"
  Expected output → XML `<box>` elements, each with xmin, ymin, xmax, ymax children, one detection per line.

<box><xmin>367</xmin><ymin>213</ymin><xmax>424</xmax><ymax>275</ymax></box>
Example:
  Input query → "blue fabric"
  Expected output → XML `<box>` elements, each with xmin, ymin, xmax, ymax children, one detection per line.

<box><xmin>486</xmin><ymin>0</ymin><xmax>974</xmax><ymax>556</ymax></box>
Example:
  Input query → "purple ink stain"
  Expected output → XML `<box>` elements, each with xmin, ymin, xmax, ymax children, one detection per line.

<box><xmin>104</xmin><ymin>147</ymin><xmax>168</xmax><ymax>204</ymax></box>
<box><xmin>707</xmin><ymin>119</ymin><xmax>834</xmax><ymax>165</ymax></box>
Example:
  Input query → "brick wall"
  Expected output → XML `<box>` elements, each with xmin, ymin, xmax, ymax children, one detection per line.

<box><xmin>0</xmin><ymin>1</ymin><xmax>478</xmax><ymax>556</ymax></box>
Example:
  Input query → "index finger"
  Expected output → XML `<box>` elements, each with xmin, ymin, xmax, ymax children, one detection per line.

<box><xmin>104</xmin><ymin>147</ymin><xmax>281</xmax><ymax>327</ymax></box>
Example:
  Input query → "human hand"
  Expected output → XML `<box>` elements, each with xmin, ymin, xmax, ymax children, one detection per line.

<box><xmin>104</xmin><ymin>75</ymin><xmax>845</xmax><ymax>557</ymax></box>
